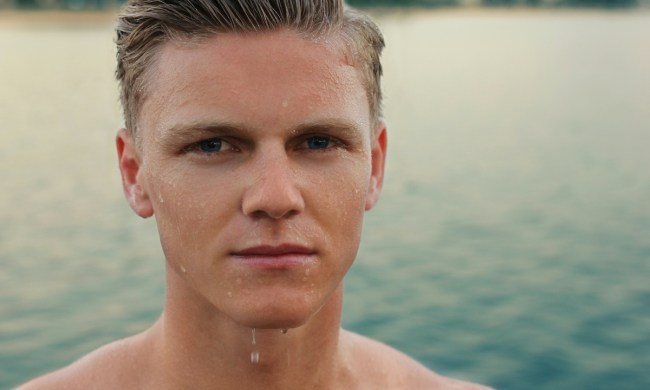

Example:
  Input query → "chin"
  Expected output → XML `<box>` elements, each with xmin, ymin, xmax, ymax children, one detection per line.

<box><xmin>241</xmin><ymin>303</ymin><xmax>315</xmax><ymax>330</ymax></box>
<box><xmin>247</xmin><ymin>317</ymin><xmax>308</xmax><ymax>331</ymax></box>
<box><xmin>224</xmin><ymin>289</ymin><xmax>333</xmax><ymax>330</ymax></box>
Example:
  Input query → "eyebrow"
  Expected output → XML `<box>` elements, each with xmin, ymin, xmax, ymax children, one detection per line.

<box><xmin>292</xmin><ymin>119</ymin><xmax>364</xmax><ymax>138</ymax></box>
<box><xmin>160</xmin><ymin>118</ymin><xmax>365</xmax><ymax>144</ymax></box>
<box><xmin>159</xmin><ymin>121</ymin><xmax>250</xmax><ymax>143</ymax></box>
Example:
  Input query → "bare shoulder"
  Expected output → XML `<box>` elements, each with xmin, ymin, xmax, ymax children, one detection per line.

<box><xmin>340</xmin><ymin>330</ymin><xmax>492</xmax><ymax>390</ymax></box>
<box><xmin>16</xmin><ymin>333</ymin><xmax>151</xmax><ymax>390</ymax></box>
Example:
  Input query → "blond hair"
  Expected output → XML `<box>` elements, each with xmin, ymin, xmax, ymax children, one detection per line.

<box><xmin>115</xmin><ymin>0</ymin><xmax>385</xmax><ymax>132</ymax></box>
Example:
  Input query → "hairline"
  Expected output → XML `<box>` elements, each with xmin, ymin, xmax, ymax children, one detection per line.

<box><xmin>130</xmin><ymin>27</ymin><xmax>381</xmax><ymax>139</ymax></box>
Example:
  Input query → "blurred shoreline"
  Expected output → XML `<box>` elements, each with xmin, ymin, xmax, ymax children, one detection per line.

<box><xmin>1</xmin><ymin>6</ymin><xmax>648</xmax><ymax>27</ymax></box>
<box><xmin>0</xmin><ymin>10</ymin><xmax>118</xmax><ymax>27</ymax></box>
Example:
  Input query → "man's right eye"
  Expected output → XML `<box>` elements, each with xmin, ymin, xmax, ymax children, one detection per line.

<box><xmin>198</xmin><ymin>138</ymin><xmax>223</xmax><ymax>153</ymax></box>
<box><xmin>181</xmin><ymin>137</ymin><xmax>239</xmax><ymax>157</ymax></box>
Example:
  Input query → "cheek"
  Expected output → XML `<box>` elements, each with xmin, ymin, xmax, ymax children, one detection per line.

<box><xmin>305</xmin><ymin>155</ymin><xmax>371</xmax><ymax>242</ymax></box>
<box><xmin>145</xmin><ymin>168</ymin><xmax>239</xmax><ymax>257</ymax></box>
<box><xmin>154</xmin><ymin>188</ymin><xmax>203</xmax><ymax>262</ymax></box>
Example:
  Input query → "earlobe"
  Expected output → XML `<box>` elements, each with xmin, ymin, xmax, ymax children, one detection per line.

<box><xmin>365</xmin><ymin>123</ymin><xmax>387</xmax><ymax>211</ymax></box>
<box><xmin>116</xmin><ymin>128</ymin><xmax>154</xmax><ymax>218</ymax></box>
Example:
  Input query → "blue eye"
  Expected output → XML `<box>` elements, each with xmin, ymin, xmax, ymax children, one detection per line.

<box><xmin>198</xmin><ymin>139</ymin><xmax>222</xmax><ymax>153</ymax></box>
<box><xmin>306</xmin><ymin>136</ymin><xmax>331</xmax><ymax>150</ymax></box>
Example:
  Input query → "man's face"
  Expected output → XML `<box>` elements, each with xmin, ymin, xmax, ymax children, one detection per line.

<box><xmin>118</xmin><ymin>29</ymin><xmax>386</xmax><ymax>329</ymax></box>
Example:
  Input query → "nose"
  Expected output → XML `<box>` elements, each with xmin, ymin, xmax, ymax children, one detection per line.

<box><xmin>241</xmin><ymin>152</ymin><xmax>305</xmax><ymax>219</ymax></box>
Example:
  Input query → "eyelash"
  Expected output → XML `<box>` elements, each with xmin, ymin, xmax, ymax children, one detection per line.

<box><xmin>298</xmin><ymin>135</ymin><xmax>343</xmax><ymax>152</ymax></box>
<box><xmin>201</xmin><ymin>138</ymin><xmax>235</xmax><ymax>154</ymax></box>
<box><xmin>184</xmin><ymin>135</ymin><xmax>345</xmax><ymax>156</ymax></box>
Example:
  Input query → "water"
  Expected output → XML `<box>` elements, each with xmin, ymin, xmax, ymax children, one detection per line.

<box><xmin>1</xmin><ymin>9</ymin><xmax>649</xmax><ymax>389</ymax></box>
<box><xmin>251</xmin><ymin>328</ymin><xmax>259</xmax><ymax>364</ymax></box>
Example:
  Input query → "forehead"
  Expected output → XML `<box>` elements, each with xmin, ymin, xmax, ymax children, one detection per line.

<box><xmin>139</xmin><ymin>29</ymin><xmax>370</xmax><ymax>136</ymax></box>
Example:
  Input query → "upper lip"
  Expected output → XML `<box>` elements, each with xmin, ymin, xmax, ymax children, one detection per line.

<box><xmin>232</xmin><ymin>244</ymin><xmax>315</xmax><ymax>256</ymax></box>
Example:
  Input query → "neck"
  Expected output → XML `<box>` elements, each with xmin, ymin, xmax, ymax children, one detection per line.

<box><xmin>147</xmin><ymin>267</ymin><xmax>348</xmax><ymax>389</ymax></box>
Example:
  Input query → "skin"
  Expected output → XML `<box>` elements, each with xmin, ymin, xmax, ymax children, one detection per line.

<box><xmin>19</xmin><ymin>29</ymin><xmax>491</xmax><ymax>390</ymax></box>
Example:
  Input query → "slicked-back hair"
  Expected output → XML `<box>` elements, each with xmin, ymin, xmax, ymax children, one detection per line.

<box><xmin>115</xmin><ymin>0</ymin><xmax>385</xmax><ymax>133</ymax></box>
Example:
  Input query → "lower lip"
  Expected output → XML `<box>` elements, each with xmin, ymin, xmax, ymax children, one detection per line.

<box><xmin>232</xmin><ymin>254</ymin><xmax>316</xmax><ymax>269</ymax></box>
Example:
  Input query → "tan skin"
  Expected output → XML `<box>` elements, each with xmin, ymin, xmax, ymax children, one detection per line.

<box><xmin>19</xmin><ymin>29</ymin><xmax>491</xmax><ymax>390</ymax></box>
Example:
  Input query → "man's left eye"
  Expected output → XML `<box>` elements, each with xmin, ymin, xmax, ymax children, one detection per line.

<box><xmin>306</xmin><ymin>136</ymin><xmax>332</xmax><ymax>150</ymax></box>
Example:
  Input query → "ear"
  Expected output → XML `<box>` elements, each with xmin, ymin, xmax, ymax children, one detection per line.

<box><xmin>365</xmin><ymin>122</ymin><xmax>387</xmax><ymax>211</ymax></box>
<box><xmin>116</xmin><ymin>128</ymin><xmax>154</xmax><ymax>218</ymax></box>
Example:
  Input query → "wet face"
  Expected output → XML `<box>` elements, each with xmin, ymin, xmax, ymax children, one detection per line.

<box><xmin>117</xmin><ymin>29</ymin><xmax>386</xmax><ymax>329</ymax></box>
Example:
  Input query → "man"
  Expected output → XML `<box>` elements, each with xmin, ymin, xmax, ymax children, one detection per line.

<box><xmin>20</xmin><ymin>1</ymin><xmax>490</xmax><ymax>388</ymax></box>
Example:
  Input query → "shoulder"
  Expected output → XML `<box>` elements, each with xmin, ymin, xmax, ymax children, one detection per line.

<box><xmin>16</xmin><ymin>334</ymin><xmax>151</xmax><ymax>390</ymax></box>
<box><xmin>340</xmin><ymin>330</ymin><xmax>492</xmax><ymax>390</ymax></box>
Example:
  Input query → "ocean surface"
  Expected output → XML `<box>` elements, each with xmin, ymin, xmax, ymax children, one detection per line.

<box><xmin>1</xmin><ymin>9</ymin><xmax>649</xmax><ymax>389</ymax></box>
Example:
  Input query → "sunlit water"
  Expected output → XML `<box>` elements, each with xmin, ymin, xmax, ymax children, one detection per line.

<box><xmin>1</xmin><ymin>9</ymin><xmax>649</xmax><ymax>389</ymax></box>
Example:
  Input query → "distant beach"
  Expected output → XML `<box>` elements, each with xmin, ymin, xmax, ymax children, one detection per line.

<box><xmin>0</xmin><ymin>10</ymin><xmax>118</xmax><ymax>27</ymax></box>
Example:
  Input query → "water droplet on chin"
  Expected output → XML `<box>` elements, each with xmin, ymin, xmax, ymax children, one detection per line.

<box><xmin>250</xmin><ymin>328</ymin><xmax>260</xmax><ymax>364</ymax></box>
<box><xmin>251</xmin><ymin>350</ymin><xmax>260</xmax><ymax>364</ymax></box>
<box><xmin>281</xmin><ymin>328</ymin><xmax>288</xmax><ymax>334</ymax></box>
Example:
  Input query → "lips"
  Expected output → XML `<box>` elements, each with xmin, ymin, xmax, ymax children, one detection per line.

<box><xmin>231</xmin><ymin>244</ymin><xmax>316</xmax><ymax>269</ymax></box>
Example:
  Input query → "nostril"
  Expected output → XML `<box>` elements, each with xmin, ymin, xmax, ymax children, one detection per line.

<box><xmin>249</xmin><ymin>207</ymin><xmax>299</xmax><ymax>220</ymax></box>
<box><xmin>241</xmin><ymin>180</ymin><xmax>305</xmax><ymax>219</ymax></box>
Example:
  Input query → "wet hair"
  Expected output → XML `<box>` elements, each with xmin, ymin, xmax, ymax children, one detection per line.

<box><xmin>115</xmin><ymin>0</ymin><xmax>385</xmax><ymax>133</ymax></box>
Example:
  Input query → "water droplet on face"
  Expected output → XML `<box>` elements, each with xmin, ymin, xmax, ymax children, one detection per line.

<box><xmin>281</xmin><ymin>100</ymin><xmax>289</xmax><ymax>108</ymax></box>
<box><xmin>227</xmin><ymin>291</ymin><xmax>233</xmax><ymax>298</ymax></box>
<box><xmin>180</xmin><ymin>265</ymin><xmax>186</xmax><ymax>273</ymax></box>
<box><xmin>281</xmin><ymin>328</ymin><xmax>288</xmax><ymax>334</ymax></box>
<box><xmin>251</xmin><ymin>328</ymin><xmax>256</xmax><ymax>345</ymax></box>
